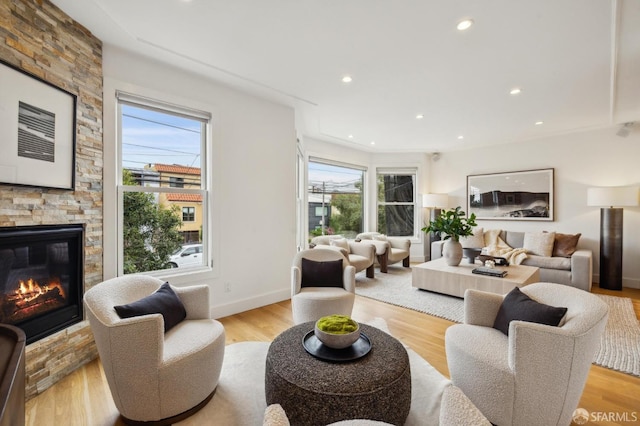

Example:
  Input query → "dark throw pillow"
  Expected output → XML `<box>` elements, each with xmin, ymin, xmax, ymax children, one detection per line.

<box><xmin>493</xmin><ymin>287</ymin><xmax>568</xmax><ymax>335</ymax></box>
<box><xmin>301</xmin><ymin>258</ymin><xmax>343</xmax><ymax>288</ymax></box>
<box><xmin>552</xmin><ymin>233</ymin><xmax>582</xmax><ymax>257</ymax></box>
<box><xmin>114</xmin><ymin>282</ymin><xmax>187</xmax><ymax>332</ymax></box>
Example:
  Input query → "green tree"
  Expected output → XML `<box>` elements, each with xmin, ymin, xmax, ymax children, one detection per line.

<box><xmin>122</xmin><ymin>169</ymin><xmax>184</xmax><ymax>274</ymax></box>
<box><xmin>329</xmin><ymin>193</ymin><xmax>362</xmax><ymax>237</ymax></box>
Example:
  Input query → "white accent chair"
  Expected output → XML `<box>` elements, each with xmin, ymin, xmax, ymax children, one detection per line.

<box><xmin>291</xmin><ymin>248</ymin><xmax>356</xmax><ymax>324</ymax></box>
<box><xmin>445</xmin><ymin>282</ymin><xmax>609</xmax><ymax>426</ymax></box>
<box><xmin>309</xmin><ymin>235</ymin><xmax>376</xmax><ymax>278</ymax></box>
<box><xmin>84</xmin><ymin>275</ymin><xmax>225</xmax><ymax>425</ymax></box>
<box><xmin>356</xmin><ymin>232</ymin><xmax>411</xmax><ymax>272</ymax></box>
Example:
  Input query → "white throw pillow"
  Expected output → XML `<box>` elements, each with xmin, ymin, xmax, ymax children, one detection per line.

<box><xmin>373</xmin><ymin>234</ymin><xmax>388</xmax><ymax>241</ymax></box>
<box><xmin>523</xmin><ymin>232</ymin><xmax>555</xmax><ymax>257</ymax></box>
<box><xmin>460</xmin><ymin>227</ymin><xmax>484</xmax><ymax>248</ymax></box>
<box><xmin>330</xmin><ymin>238</ymin><xmax>350</xmax><ymax>251</ymax></box>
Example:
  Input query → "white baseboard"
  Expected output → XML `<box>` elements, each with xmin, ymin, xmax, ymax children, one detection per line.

<box><xmin>211</xmin><ymin>288</ymin><xmax>290</xmax><ymax>319</ymax></box>
<box><xmin>592</xmin><ymin>274</ymin><xmax>640</xmax><ymax>290</ymax></box>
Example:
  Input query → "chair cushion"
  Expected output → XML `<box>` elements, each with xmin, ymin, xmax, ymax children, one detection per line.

<box><xmin>552</xmin><ymin>233</ymin><xmax>581</xmax><ymax>257</ymax></box>
<box><xmin>523</xmin><ymin>232</ymin><xmax>555</xmax><ymax>257</ymax></box>
<box><xmin>301</xmin><ymin>258</ymin><xmax>343</xmax><ymax>288</ymax></box>
<box><xmin>330</xmin><ymin>238</ymin><xmax>350</xmax><ymax>251</ymax></box>
<box><xmin>114</xmin><ymin>282</ymin><xmax>187</xmax><ymax>332</ymax></box>
<box><xmin>493</xmin><ymin>287</ymin><xmax>567</xmax><ymax>335</ymax></box>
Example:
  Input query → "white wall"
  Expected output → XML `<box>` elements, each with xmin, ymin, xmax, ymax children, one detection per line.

<box><xmin>305</xmin><ymin>138</ymin><xmax>431</xmax><ymax>261</ymax></box>
<box><xmin>102</xmin><ymin>46</ymin><xmax>297</xmax><ymax>317</ymax></box>
<box><xmin>430</xmin><ymin>127</ymin><xmax>640</xmax><ymax>288</ymax></box>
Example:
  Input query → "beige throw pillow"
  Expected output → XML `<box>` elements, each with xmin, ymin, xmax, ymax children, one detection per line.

<box><xmin>460</xmin><ymin>227</ymin><xmax>484</xmax><ymax>248</ymax></box>
<box><xmin>330</xmin><ymin>238</ymin><xmax>350</xmax><ymax>252</ymax></box>
<box><xmin>523</xmin><ymin>232</ymin><xmax>555</xmax><ymax>257</ymax></box>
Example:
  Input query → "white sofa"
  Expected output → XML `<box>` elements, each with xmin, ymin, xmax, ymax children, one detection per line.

<box><xmin>432</xmin><ymin>229</ymin><xmax>593</xmax><ymax>291</ymax></box>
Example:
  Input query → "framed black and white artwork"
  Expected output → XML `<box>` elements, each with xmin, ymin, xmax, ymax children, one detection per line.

<box><xmin>0</xmin><ymin>59</ymin><xmax>76</xmax><ymax>190</ymax></box>
<box><xmin>467</xmin><ymin>168</ymin><xmax>554</xmax><ymax>221</ymax></box>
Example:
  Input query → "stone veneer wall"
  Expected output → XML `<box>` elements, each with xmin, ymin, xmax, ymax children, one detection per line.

<box><xmin>0</xmin><ymin>0</ymin><xmax>103</xmax><ymax>400</ymax></box>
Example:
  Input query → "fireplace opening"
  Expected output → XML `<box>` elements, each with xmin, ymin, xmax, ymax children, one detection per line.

<box><xmin>0</xmin><ymin>224</ymin><xmax>84</xmax><ymax>344</ymax></box>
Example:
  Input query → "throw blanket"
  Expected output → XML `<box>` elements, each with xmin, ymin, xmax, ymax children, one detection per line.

<box><xmin>483</xmin><ymin>229</ymin><xmax>528</xmax><ymax>265</ymax></box>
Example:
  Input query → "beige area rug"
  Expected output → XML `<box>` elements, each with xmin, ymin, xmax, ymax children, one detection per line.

<box><xmin>178</xmin><ymin>319</ymin><xmax>453</xmax><ymax>425</ymax></box>
<box><xmin>355</xmin><ymin>266</ymin><xmax>640</xmax><ymax>377</ymax></box>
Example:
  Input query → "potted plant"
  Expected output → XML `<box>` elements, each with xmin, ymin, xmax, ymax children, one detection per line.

<box><xmin>422</xmin><ymin>206</ymin><xmax>478</xmax><ymax>266</ymax></box>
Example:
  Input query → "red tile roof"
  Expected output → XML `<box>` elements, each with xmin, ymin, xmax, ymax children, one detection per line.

<box><xmin>166</xmin><ymin>193</ymin><xmax>202</xmax><ymax>202</ymax></box>
<box><xmin>153</xmin><ymin>164</ymin><xmax>201</xmax><ymax>175</ymax></box>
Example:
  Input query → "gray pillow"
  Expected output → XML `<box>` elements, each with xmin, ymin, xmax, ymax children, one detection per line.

<box><xmin>114</xmin><ymin>282</ymin><xmax>187</xmax><ymax>332</ymax></box>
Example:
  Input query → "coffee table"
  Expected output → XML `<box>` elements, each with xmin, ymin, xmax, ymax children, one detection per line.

<box><xmin>265</xmin><ymin>322</ymin><xmax>411</xmax><ymax>425</ymax></box>
<box><xmin>412</xmin><ymin>258</ymin><xmax>540</xmax><ymax>298</ymax></box>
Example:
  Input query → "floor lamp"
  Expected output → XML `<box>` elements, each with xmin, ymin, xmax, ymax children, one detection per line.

<box><xmin>587</xmin><ymin>186</ymin><xmax>639</xmax><ymax>290</ymax></box>
<box><xmin>423</xmin><ymin>193</ymin><xmax>449</xmax><ymax>260</ymax></box>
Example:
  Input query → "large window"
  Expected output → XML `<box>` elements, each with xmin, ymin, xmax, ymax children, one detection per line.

<box><xmin>308</xmin><ymin>160</ymin><xmax>365</xmax><ymax>239</ymax></box>
<box><xmin>117</xmin><ymin>92</ymin><xmax>210</xmax><ymax>275</ymax></box>
<box><xmin>377</xmin><ymin>170</ymin><xmax>416</xmax><ymax>237</ymax></box>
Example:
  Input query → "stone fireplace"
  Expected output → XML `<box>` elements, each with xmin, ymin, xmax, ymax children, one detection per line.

<box><xmin>0</xmin><ymin>224</ymin><xmax>84</xmax><ymax>344</ymax></box>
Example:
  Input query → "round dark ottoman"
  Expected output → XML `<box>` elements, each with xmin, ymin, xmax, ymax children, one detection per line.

<box><xmin>265</xmin><ymin>322</ymin><xmax>411</xmax><ymax>426</ymax></box>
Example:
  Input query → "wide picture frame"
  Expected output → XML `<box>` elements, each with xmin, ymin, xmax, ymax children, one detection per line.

<box><xmin>0</xmin><ymin>59</ymin><xmax>76</xmax><ymax>190</ymax></box>
<box><xmin>467</xmin><ymin>168</ymin><xmax>554</xmax><ymax>221</ymax></box>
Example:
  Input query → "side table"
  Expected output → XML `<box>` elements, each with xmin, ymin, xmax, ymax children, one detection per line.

<box><xmin>265</xmin><ymin>322</ymin><xmax>411</xmax><ymax>426</ymax></box>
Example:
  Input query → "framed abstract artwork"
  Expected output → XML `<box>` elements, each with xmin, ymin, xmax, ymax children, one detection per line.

<box><xmin>467</xmin><ymin>168</ymin><xmax>554</xmax><ymax>221</ymax></box>
<box><xmin>0</xmin><ymin>59</ymin><xmax>76</xmax><ymax>190</ymax></box>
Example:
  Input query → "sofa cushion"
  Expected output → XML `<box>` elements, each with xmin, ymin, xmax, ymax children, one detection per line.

<box><xmin>523</xmin><ymin>232</ymin><xmax>555</xmax><ymax>257</ymax></box>
<box><xmin>301</xmin><ymin>258</ymin><xmax>344</xmax><ymax>288</ymax></box>
<box><xmin>373</xmin><ymin>234</ymin><xmax>388</xmax><ymax>241</ymax></box>
<box><xmin>493</xmin><ymin>287</ymin><xmax>568</xmax><ymax>335</ymax></box>
<box><xmin>114</xmin><ymin>282</ymin><xmax>187</xmax><ymax>332</ymax></box>
<box><xmin>521</xmin><ymin>255</ymin><xmax>571</xmax><ymax>271</ymax></box>
<box><xmin>552</xmin><ymin>233</ymin><xmax>582</xmax><ymax>257</ymax></box>
<box><xmin>460</xmin><ymin>227</ymin><xmax>484</xmax><ymax>248</ymax></box>
<box><xmin>502</xmin><ymin>230</ymin><xmax>524</xmax><ymax>249</ymax></box>
<box><xmin>330</xmin><ymin>238</ymin><xmax>350</xmax><ymax>251</ymax></box>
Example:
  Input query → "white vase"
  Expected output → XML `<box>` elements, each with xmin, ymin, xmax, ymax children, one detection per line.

<box><xmin>443</xmin><ymin>239</ymin><xmax>463</xmax><ymax>266</ymax></box>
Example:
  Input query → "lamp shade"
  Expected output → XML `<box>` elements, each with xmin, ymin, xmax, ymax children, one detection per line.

<box><xmin>587</xmin><ymin>186</ymin><xmax>639</xmax><ymax>207</ymax></box>
<box><xmin>422</xmin><ymin>193</ymin><xmax>448</xmax><ymax>209</ymax></box>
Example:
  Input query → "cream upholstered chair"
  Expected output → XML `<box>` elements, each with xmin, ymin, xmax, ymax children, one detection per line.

<box><xmin>84</xmin><ymin>275</ymin><xmax>225</xmax><ymax>425</ymax></box>
<box><xmin>291</xmin><ymin>248</ymin><xmax>356</xmax><ymax>324</ymax></box>
<box><xmin>445</xmin><ymin>282</ymin><xmax>609</xmax><ymax>426</ymax></box>
<box><xmin>356</xmin><ymin>232</ymin><xmax>411</xmax><ymax>273</ymax></box>
<box><xmin>310</xmin><ymin>235</ymin><xmax>376</xmax><ymax>278</ymax></box>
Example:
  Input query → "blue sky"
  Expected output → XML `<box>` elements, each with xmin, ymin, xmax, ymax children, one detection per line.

<box><xmin>121</xmin><ymin>104</ymin><xmax>202</xmax><ymax>170</ymax></box>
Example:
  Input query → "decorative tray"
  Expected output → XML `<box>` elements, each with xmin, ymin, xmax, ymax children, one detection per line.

<box><xmin>302</xmin><ymin>330</ymin><xmax>371</xmax><ymax>362</ymax></box>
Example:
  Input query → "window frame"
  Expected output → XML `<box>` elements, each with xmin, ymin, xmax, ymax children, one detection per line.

<box><xmin>116</xmin><ymin>91</ymin><xmax>211</xmax><ymax>276</ymax></box>
<box><xmin>182</xmin><ymin>206</ymin><xmax>196</xmax><ymax>222</ymax></box>
<box><xmin>376</xmin><ymin>168</ymin><xmax>418</xmax><ymax>238</ymax></box>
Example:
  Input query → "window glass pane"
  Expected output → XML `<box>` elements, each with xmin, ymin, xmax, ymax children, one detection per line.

<box><xmin>308</xmin><ymin>161</ymin><xmax>364</xmax><ymax>239</ymax></box>
<box><xmin>377</xmin><ymin>172</ymin><xmax>415</xmax><ymax>237</ymax></box>
<box><xmin>120</xmin><ymin>102</ymin><xmax>206</xmax><ymax>274</ymax></box>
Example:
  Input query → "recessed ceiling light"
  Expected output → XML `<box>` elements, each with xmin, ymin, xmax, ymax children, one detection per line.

<box><xmin>342</xmin><ymin>75</ymin><xmax>353</xmax><ymax>83</ymax></box>
<box><xmin>510</xmin><ymin>88</ymin><xmax>522</xmax><ymax>95</ymax></box>
<box><xmin>370</xmin><ymin>141</ymin><xmax>376</xmax><ymax>145</ymax></box>
<box><xmin>535</xmin><ymin>121</ymin><xmax>544</xmax><ymax>125</ymax></box>
<box><xmin>348</xmin><ymin>134</ymin><xmax>354</xmax><ymax>139</ymax></box>
<box><xmin>416</xmin><ymin>114</ymin><xmax>424</xmax><ymax>120</ymax></box>
<box><xmin>457</xmin><ymin>135</ymin><xmax>464</xmax><ymax>140</ymax></box>
<box><xmin>457</xmin><ymin>19</ymin><xmax>474</xmax><ymax>31</ymax></box>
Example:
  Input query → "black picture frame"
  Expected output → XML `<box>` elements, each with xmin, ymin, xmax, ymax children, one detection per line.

<box><xmin>0</xmin><ymin>59</ymin><xmax>76</xmax><ymax>190</ymax></box>
<box><xmin>467</xmin><ymin>168</ymin><xmax>554</xmax><ymax>221</ymax></box>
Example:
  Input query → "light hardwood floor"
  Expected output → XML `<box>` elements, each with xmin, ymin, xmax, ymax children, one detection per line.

<box><xmin>25</xmin><ymin>285</ymin><xmax>640</xmax><ymax>426</ymax></box>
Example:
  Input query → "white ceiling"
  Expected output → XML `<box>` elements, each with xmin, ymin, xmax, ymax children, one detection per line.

<box><xmin>52</xmin><ymin>0</ymin><xmax>640</xmax><ymax>153</ymax></box>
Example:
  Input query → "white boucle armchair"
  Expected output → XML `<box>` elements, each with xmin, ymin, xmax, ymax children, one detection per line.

<box><xmin>291</xmin><ymin>248</ymin><xmax>356</xmax><ymax>324</ymax></box>
<box><xmin>84</xmin><ymin>275</ymin><xmax>225</xmax><ymax>425</ymax></box>
<box><xmin>445</xmin><ymin>282</ymin><xmax>609</xmax><ymax>426</ymax></box>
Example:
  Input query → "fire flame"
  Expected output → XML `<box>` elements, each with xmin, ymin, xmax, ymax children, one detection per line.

<box><xmin>14</xmin><ymin>277</ymin><xmax>66</xmax><ymax>303</ymax></box>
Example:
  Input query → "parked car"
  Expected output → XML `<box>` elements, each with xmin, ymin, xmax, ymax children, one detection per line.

<box><xmin>168</xmin><ymin>244</ymin><xmax>203</xmax><ymax>268</ymax></box>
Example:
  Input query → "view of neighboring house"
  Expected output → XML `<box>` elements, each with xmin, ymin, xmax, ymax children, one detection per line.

<box><xmin>128</xmin><ymin>163</ymin><xmax>203</xmax><ymax>244</ymax></box>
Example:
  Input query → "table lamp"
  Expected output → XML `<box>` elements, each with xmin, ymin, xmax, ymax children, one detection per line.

<box><xmin>587</xmin><ymin>186</ymin><xmax>639</xmax><ymax>290</ymax></box>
